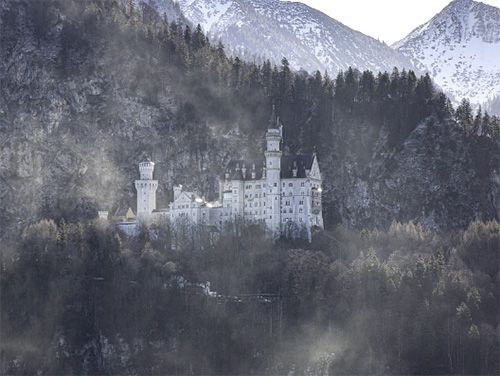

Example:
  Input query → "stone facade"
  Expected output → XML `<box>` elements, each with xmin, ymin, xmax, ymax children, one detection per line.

<box><xmin>133</xmin><ymin>109</ymin><xmax>324</xmax><ymax>240</ymax></box>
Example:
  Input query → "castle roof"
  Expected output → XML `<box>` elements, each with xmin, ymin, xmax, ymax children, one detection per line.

<box><xmin>113</xmin><ymin>207</ymin><xmax>136</xmax><ymax>221</ymax></box>
<box><xmin>280</xmin><ymin>154</ymin><xmax>315</xmax><ymax>179</ymax></box>
<box><xmin>225</xmin><ymin>158</ymin><xmax>266</xmax><ymax>180</ymax></box>
<box><xmin>224</xmin><ymin>153</ymin><xmax>315</xmax><ymax>181</ymax></box>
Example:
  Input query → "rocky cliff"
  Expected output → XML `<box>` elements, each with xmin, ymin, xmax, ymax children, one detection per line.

<box><xmin>0</xmin><ymin>0</ymin><xmax>247</xmax><ymax>239</ymax></box>
<box><xmin>323</xmin><ymin>117</ymin><xmax>500</xmax><ymax>230</ymax></box>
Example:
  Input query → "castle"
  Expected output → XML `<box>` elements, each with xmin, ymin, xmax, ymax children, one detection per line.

<box><xmin>128</xmin><ymin>108</ymin><xmax>323</xmax><ymax>240</ymax></box>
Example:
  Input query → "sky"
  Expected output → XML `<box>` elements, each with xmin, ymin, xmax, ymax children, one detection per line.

<box><xmin>287</xmin><ymin>0</ymin><xmax>500</xmax><ymax>45</ymax></box>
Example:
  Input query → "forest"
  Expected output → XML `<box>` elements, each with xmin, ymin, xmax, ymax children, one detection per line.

<box><xmin>1</xmin><ymin>217</ymin><xmax>499</xmax><ymax>374</ymax></box>
<box><xmin>0</xmin><ymin>0</ymin><xmax>499</xmax><ymax>374</ymax></box>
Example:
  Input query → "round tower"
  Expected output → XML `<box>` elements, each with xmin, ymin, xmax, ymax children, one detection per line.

<box><xmin>135</xmin><ymin>160</ymin><xmax>158</xmax><ymax>221</ymax></box>
<box><xmin>265</xmin><ymin>106</ymin><xmax>282</xmax><ymax>239</ymax></box>
<box><xmin>139</xmin><ymin>161</ymin><xmax>155</xmax><ymax>180</ymax></box>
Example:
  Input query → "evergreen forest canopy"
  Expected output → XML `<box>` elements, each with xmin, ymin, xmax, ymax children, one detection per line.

<box><xmin>0</xmin><ymin>0</ymin><xmax>499</xmax><ymax>374</ymax></box>
<box><xmin>1</xmin><ymin>217</ymin><xmax>499</xmax><ymax>374</ymax></box>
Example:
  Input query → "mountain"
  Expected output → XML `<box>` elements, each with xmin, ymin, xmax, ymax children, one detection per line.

<box><xmin>392</xmin><ymin>0</ymin><xmax>500</xmax><ymax>105</ymax></box>
<box><xmin>147</xmin><ymin>0</ymin><xmax>418</xmax><ymax>75</ymax></box>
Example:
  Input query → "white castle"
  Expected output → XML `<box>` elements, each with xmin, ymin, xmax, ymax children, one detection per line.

<box><xmin>130</xmin><ymin>108</ymin><xmax>323</xmax><ymax>240</ymax></box>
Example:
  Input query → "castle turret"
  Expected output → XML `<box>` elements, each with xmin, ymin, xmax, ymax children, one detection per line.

<box><xmin>265</xmin><ymin>106</ymin><xmax>283</xmax><ymax>239</ymax></box>
<box><xmin>241</xmin><ymin>163</ymin><xmax>247</xmax><ymax>179</ymax></box>
<box><xmin>134</xmin><ymin>160</ymin><xmax>158</xmax><ymax>221</ymax></box>
<box><xmin>173</xmin><ymin>185</ymin><xmax>182</xmax><ymax>201</ymax></box>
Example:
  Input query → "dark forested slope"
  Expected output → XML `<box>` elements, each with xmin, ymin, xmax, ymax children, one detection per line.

<box><xmin>1</xmin><ymin>217</ymin><xmax>499</xmax><ymax>374</ymax></box>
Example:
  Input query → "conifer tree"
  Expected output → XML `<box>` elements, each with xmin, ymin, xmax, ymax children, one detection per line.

<box><xmin>473</xmin><ymin>106</ymin><xmax>483</xmax><ymax>136</ymax></box>
<box><xmin>455</xmin><ymin>98</ymin><xmax>474</xmax><ymax>133</ymax></box>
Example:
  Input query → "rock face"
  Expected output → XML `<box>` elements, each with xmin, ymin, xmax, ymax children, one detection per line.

<box><xmin>393</xmin><ymin>0</ymin><xmax>500</xmax><ymax>105</ymax></box>
<box><xmin>0</xmin><ymin>0</ymin><xmax>244</xmax><ymax>239</ymax></box>
<box><xmin>323</xmin><ymin>118</ymin><xmax>500</xmax><ymax>230</ymax></box>
<box><xmin>161</xmin><ymin>0</ymin><xmax>419</xmax><ymax>75</ymax></box>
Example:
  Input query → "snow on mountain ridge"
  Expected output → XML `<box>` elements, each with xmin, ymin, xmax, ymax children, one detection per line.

<box><xmin>173</xmin><ymin>0</ymin><xmax>418</xmax><ymax>76</ymax></box>
<box><xmin>393</xmin><ymin>0</ymin><xmax>500</xmax><ymax>104</ymax></box>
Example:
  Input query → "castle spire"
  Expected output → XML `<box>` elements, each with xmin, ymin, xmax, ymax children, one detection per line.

<box><xmin>268</xmin><ymin>104</ymin><xmax>278</xmax><ymax>129</ymax></box>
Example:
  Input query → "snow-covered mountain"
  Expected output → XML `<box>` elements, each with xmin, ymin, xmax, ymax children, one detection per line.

<box><xmin>143</xmin><ymin>0</ymin><xmax>417</xmax><ymax>75</ymax></box>
<box><xmin>393</xmin><ymin>0</ymin><xmax>500</xmax><ymax>105</ymax></box>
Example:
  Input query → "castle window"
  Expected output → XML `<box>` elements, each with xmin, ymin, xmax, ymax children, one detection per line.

<box><xmin>289</xmin><ymin>209</ymin><xmax>293</xmax><ymax>213</ymax></box>
<box><xmin>263</xmin><ymin>193</ymin><xmax>266</xmax><ymax>197</ymax></box>
<box><xmin>289</xmin><ymin>183</ymin><xmax>293</xmax><ymax>187</ymax></box>
<box><xmin>299</xmin><ymin>201</ymin><xmax>304</xmax><ymax>205</ymax></box>
<box><xmin>299</xmin><ymin>218</ymin><xmax>303</xmax><ymax>222</ymax></box>
<box><xmin>299</xmin><ymin>208</ymin><xmax>303</xmax><ymax>213</ymax></box>
<box><xmin>301</xmin><ymin>182</ymin><xmax>305</xmax><ymax>187</ymax></box>
<box><xmin>283</xmin><ymin>182</ymin><xmax>285</xmax><ymax>187</ymax></box>
<box><xmin>285</xmin><ymin>201</ymin><xmax>290</xmax><ymax>206</ymax></box>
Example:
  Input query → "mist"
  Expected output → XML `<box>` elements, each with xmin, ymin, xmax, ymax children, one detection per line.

<box><xmin>1</xmin><ymin>0</ymin><xmax>499</xmax><ymax>374</ymax></box>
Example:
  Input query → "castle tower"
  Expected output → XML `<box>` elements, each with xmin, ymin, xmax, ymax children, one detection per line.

<box><xmin>134</xmin><ymin>160</ymin><xmax>158</xmax><ymax>221</ymax></box>
<box><xmin>265</xmin><ymin>106</ymin><xmax>282</xmax><ymax>239</ymax></box>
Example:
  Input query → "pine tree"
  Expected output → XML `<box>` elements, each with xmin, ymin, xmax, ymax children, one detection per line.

<box><xmin>455</xmin><ymin>98</ymin><xmax>474</xmax><ymax>133</ymax></box>
<box><xmin>344</xmin><ymin>67</ymin><xmax>358</xmax><ymax>113</ymax></box>
<box><xmin>358</xmin><ymin>70</ymin><xmax>375</xmax><ymax>104</ymax></box>
<box><xmin>473</xmin><ymin>106</ymin><xmax>483</xmax><ymax>136</ymax></box>
<box><xmin>481</xmin><ymin>111</ymin><xmax>490</xmax><ymax>136</ymax></box>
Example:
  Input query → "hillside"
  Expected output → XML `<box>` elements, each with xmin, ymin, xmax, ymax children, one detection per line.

<box><xmin>393</xmin><ymin>0</ymin><xmax>500</xmax><ymax>105</ymax></box>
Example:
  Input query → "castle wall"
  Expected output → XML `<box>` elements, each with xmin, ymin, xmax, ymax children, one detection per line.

<box><xmin>133</xmin><ymin>111</ymin><xmax>324</xmax><ymax>241</ymax></box>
